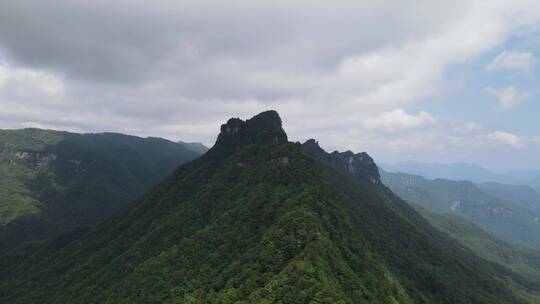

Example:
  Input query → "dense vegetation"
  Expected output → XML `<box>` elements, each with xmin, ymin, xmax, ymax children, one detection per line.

<box><xmin>476</xmin><ymin>182</ymin><xmax>540</xmax><ymax>213</ymax></box>
<box><xmin>1</xmin><ymin>112</ymin><xmax>539</xmax><ymax>303</ymax></box>
<box><xmin>0</xmin><ymin>128</ymin><xmax>200</xmax><ymax>255</ymax></box>
<box><xmin>302</xmin><ymin>140</ymin><xmax>540</xmax><ymax>303</ymax></box>
<box><xmin>381</xmin><ymin>170</ymin><xmax>540</xmax><ymax>248</ymax></box>
<box><xmin>380</xmin><ymin>169</ymin><xmax>540</xmax><ymax>287</ymax></box>
<box><xmin>416</xmin><ymin>206</ymin><xmax>540</xmax><ymax>283</ymax></box>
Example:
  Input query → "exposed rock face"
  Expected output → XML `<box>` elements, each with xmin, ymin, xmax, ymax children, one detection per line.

<box><xmin>212</xmin><ymin>110</ymin><xmax>288</xmax><ymax>154</ymax></box>
<box><xmin>302</xmin><ymin>139</ymin><xmax>380</xmax><ymax>184</ymax></box>
<box><xmin>277</xmin><ymin>156</ymin><xmax>290</xmax><ymax>167</ymax></box>
<box><xmin>2</xmin><ymin>150</ymin><xmax>58</xmax><ymax>164</ymax></box>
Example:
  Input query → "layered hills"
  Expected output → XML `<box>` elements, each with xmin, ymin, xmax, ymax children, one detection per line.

<box><xmin>380</xmin><ymin>170</ymin><xmax>540</xmax><ymax>248</ymax></box>
<box><xmin>0</xmin><ymin>129</ymin><xmax>200</xmax><ymax>255</ymax></box>
<box><xmin>415</xmin><ymin>206</ymin><xmax>540</xmax><ymax>283</ymax></box>
<box><xmin>1</xmin><ymin>112</ymin><xmax>539</xmax><ymax>303</ymax></box>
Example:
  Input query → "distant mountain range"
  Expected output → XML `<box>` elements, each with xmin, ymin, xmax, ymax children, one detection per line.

<box><xmin>416</xmin><ymin>206</ymin><xmax>540</xmax><ymax>283</ymax></box>
<box><xmin>2</xmin><ymin>111</ymin><xmax>538</xmax><ymax>303</ymax></box>
<box><xmin>477</xmin><ymin>182</ymin><xmax>540</xmax><ymax>212</ymax></box>
<box><xmin>380</xmin><ymin>164</ymin><xmax>540</xmax><ymax>283</ymax></box>
<box><xmin>0</xmin><ymin>129</ymin><xmax>201</xmax><ymax>256</ymax></box>
<box><xmin>380</xmin><ymin>169</ymin><xmax>540</xmax><ymax>248</ymax></box>
<box><xmin>383</xmin><ymin>161</ymin><xmax>540</xmax><ymax>193</ymax></box>
<box><xmin>178</xmin><ymin>141</ymin><xmax>210</xmax><ymax>154</ymax></box>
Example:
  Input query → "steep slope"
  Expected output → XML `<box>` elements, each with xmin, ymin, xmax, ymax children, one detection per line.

<box><xmin>381</xmin><ymin>170</ymin><xmax>540</xmax><ymax>248</ymax></box>
<box><xmin>303</xmin><ymin>140</ymin><xmax>540</xmax><ymax>302</ymax></box>
<box><xmin>378</xmin><ymin>169</ymin><xmax>540</xmax><ymax>283</ymax></box>
<box><xmin>1</xmin><ymin>112</ymin><xmax>538</xmax><ymax>303</ymax></box>
<box><xmin>415</xmin><ymin>206</ymin><xmax>540</xmax><ymax>283</ymax></box>
<box><xmin>0</xmin><ymin>129</ymin><xmax>200</xmax><ymax>255</ymax></box>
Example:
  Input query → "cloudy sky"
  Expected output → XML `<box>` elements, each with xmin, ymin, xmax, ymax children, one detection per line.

<box><xmin>0</xmin><ymin>0</ymin><xmax>539</xmax><ymax>171</ymax></box>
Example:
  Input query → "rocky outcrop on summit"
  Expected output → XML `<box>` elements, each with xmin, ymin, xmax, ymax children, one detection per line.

<box><xmin>302</xmin><ymin>139</ymin><xmax>380</xmax><ymax>185</ymax></box>
<box><xmin>211</xmin><ymin>110</ymin><xmax>287</xmax><ymax>154</ymax></box>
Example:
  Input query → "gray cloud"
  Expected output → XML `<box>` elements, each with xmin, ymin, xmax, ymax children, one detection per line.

<box><xmin>0</xmin><ymin>0</ymin><xmax>540</xmax><ymax>170</ymax></box>
<box><xmin>0</xmin><ymin>1</ymin><xmax>460</xmax><ymax>84</ymax></box>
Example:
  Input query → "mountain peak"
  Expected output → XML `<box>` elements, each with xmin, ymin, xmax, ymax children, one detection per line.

<box><xmin>331</xmin><ymin>150</ymin><xmax>380</xmax><ymax>184</ymax></box>
<box><xmin>212</xmin><ymin>110</ymin><xmax>287</xmax><ymax>152</ymax></box>
<box><xmin>302</xmin><ymin>138</ymin><xmax>323</xmax><ymax>152</ymax></box>
<box><xmin>3</xmin><ymin>115</ymin><xmax>536</xmax><ymax>304</ymax></box>
<box><xmin>302</xmin><ymin>140</ymin><xmax>380</xmax><ymax>184</ymax></box>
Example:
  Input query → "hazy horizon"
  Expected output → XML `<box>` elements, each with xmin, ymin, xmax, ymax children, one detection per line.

<box><xmin>4</xmin><ymin>123</ymin><xmax>540</xmax><ymax>174</ymax></box>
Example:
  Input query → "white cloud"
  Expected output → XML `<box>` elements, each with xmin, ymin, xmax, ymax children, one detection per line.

<box><xmin>363</xmin><ymin>109</ymin><xmax>436</xmax><ymax>132</ymax></box>
<box><xmin>486</xmin><ymin>50</ymin><xmax>537</xmax><ymax>71</ymax></box>
<box><xmin>484</xmin><ymin>86</ymin><xmax>529</xmax><ymax>111</ymax></box>
<box><xmin>0</xmin><ymin>1</ymin><xmax>539</xmax><ymax>168</ymax></box>
<box><xmin>485</xmin><ymin>131</ymin><xmax>523</xmax><ymax>147</ymax></box>
<box><xmin>464</xmin><ymin>122</ymin><xmax>482</xmax><ymax>132</ymax></box>
<box><xmin>0</xmin><ymin>64</ymin><xmax>63</xmax><ymax>97</ymax></box>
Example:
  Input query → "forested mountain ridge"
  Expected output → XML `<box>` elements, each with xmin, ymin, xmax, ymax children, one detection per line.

<box><xmin>380</xmin><ymin>169</ymin><xmax>540</xmax><ymax>249</ymax></box>
<box><xmin>476</xmin><ymin>182</ymin><xmax>540</xmax><ymax>213</ymax></box>
<box><xmin>415</xmin><ymin>206</ymin><xmax>540</xmax><ymax>283</ymax></box>
<box><xmin>0</xmin><ymin>128</ymin><xmax>200</xmax><ymax>255</ymax></box>
<box><xmin>1</xmin><ymin>112</ymin><xmax>539</xmax><ymax>303</ymax></box>
<box><xmin>378</xmin><ymin>168</ymin><xmax>540</xmax><ymax>287</ymax></box>
<box><xmin>382</xmin><ymin>161</ymin><xmax>540</xmax><ymax>194</ymax></box>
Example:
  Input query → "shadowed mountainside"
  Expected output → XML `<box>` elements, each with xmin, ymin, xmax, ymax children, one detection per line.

<box><xmin>1</xmin><ymin>112</ymin><xmax>539</xmax><ymax>303</ymax></box>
